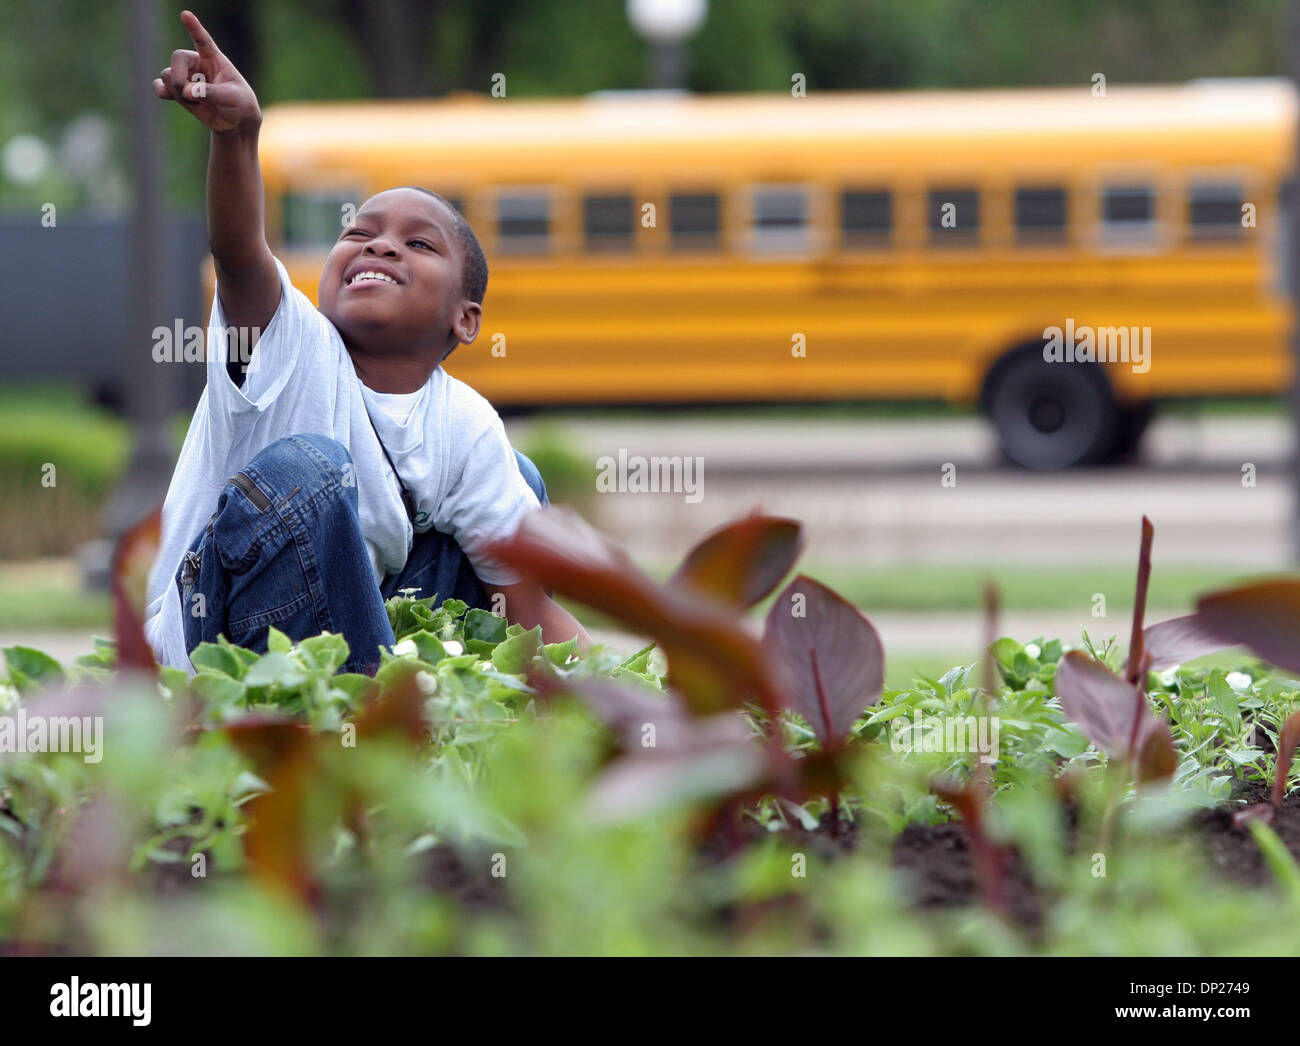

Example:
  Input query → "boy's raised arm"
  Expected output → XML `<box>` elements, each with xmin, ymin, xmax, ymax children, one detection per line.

<box><xmin>154</xmin><ymin>10</ymin><xmax>279</xmax><ymax>339</ymax></box>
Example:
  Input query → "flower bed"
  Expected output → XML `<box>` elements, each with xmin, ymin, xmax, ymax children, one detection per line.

<box><xmin>2</xmin><ymin>510</ymin><xmax>1299</xmax><ymax>956</ymax></box>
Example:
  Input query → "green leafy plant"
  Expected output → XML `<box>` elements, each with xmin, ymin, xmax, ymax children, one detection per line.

<box><xmin>9</xmin><ymin>500</ymin><xmax>1300</xmax><ymax>955</ymax></box>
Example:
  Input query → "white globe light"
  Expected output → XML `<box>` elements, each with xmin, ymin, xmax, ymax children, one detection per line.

<box><xmin>626</xmin><ymin>0</ymin><xmax>707</xmax><ymax>43</ymax></box>
<box><xmin>2</xmin><ymin>134</ymin><xmax>51</xmax><ymax>185</ymax></box>
<box><xmin>60</xmin><ymin>113</ymin><xmax>112</xmax><ymax>182</ymax></box>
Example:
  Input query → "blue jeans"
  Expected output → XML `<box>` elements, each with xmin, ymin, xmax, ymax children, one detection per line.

<box><xmin>176</xmin><ymin>433</ymin><xmax>548</xmax><ymax>675</ymax></box>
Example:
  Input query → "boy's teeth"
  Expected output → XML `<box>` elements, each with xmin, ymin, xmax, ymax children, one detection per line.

<box><xmin>349</xmin><ymin>271</ymin><xmax>396</xmax><ymax>285</ymax></box>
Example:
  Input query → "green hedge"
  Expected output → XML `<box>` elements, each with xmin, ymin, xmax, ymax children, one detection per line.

<box><xmin>0</xmin><ymin>386</ymin><xmax>129</xmax><ymax>559</ymax></box>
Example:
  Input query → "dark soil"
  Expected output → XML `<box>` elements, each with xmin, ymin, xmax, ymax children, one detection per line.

<box><xmin>1247</xmin><ymin>721</ymin><xmax>1277</xmax><ymax>755</ymax></box>
<box><xmin>143</xmin><ymin>830</ymin><xmax>514</xmax><ymax>919</ymax></box>
<box><xmin>146</xmin><ymin>832</ymin><xmax>212</xmax><ymax>895</ymax></box>
<box><xmin>1194</xmin><ymin>778</ymin><xmax>1300</xmax><ymax>887</ymax></box>
<box><xmin>420</xmin><ymin>843</ymin><xmax>513</xmax><ymax>913</ymax></box>
<box><xmin>696</xmin><ymin>808</ymin><xmax>863</xmax><ymax>866</ymax></box>
<box><xmin>746</xmin><ymin>780</ymin><xmax>1300</xmax><ymax>928</ymax></box>
<box><xmin>697</xmin><ymin>806</ymin><xmax>1049</xmax><ymax>931</ymax></box>
<box><xmin>890</xmin><ymin>821</ymin><xmax>1047</xmax><ymax>932</ymax></box>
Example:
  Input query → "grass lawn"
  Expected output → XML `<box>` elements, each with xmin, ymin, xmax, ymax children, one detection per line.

<box><xmin>884</xmin><ymin>651</ymin><xmax>971</xmax><ymax>688</ymax></box>
<box><xmin>880</xmin><ymin>647</ymin><xmax>1256</xmax><ymax>691</ymax></box>
<box><xmin>620</xmin><ymin>561</ymin><xmax>1262</xmax><ymax>614</ymax></box>
<box><xmin>795</xmin><ymin>562</ymin><xmax>1261</xmax><ymax>614</ymax></box>
<box><xmin>8</xmin><ymin>559</ymin><xmax>1262</xmax><ymax>638</ymax></box>
<box><xmin>0</xmin><ymin>560</ymin><xmax>111</xmax><ymax>630</ymax></box>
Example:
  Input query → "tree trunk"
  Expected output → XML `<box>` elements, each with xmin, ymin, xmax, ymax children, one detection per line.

<box><xmin>343</xmin><ymin>0</ymin><xmax>439</xmax><ymax>98</ymax></box>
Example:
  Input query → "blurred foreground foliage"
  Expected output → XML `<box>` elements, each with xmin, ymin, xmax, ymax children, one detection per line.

<box><xmin>4</xmin><ymin>510</ymin><xmax>1300</xmax><ymax>955</ymax></box>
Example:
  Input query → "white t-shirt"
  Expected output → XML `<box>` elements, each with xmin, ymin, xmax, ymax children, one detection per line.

<box><xmin>367</xmin><ymin>388</ymin><xmax>422</xmax><ymax>425</ymax></box>
<box><xmin>143</xmin><ymin>256</ymin><xmax>538</xmax><ymax>673</ymax></box>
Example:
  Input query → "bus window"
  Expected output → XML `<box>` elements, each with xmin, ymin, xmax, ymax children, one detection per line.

<box><xmin>496</xmin><ymin>190</ymin><xmax>551</xmax><ymax>253</ymax></box>
<box><xmin>1188</xmin><ymin>181</ymin><xmax>1244</xmax><ymax>240</ymax></box>
<box><xmin>927</xmin><ymin>188</ymin><xmax>979</xmax><ymax>246</ymax></box>
<box><xmin>840</xmin><ymin>189</ymin><xmax>891</xmax><ymax>247</ymax></box>
<box><xmin>1015</xmin><ymin>187</ymin><xmax>1067</xmax><ymax>243</ymax></box>
<box><xmin>750</xmin><ymin>185</ymin><xmax>809</xmax><ymax>252</ymax></box>
<box><xmin>670</xmin><ymin>192</ymin><xmax>721</xmax><ymax>250</ymax></box>
<box><xmin>583</xmin><ymin>193</ymin><xmax>635</xmax><ymax>251</ymax></box>
<box><xmin>284</xmin><ymin>189</ymin><xmax>364</xmax><ymax>248</ymax></box>
<box><xmin>1101</xmin><ymin>184</ymin><xmax>1156</xmax><ymax>245</ymax></box>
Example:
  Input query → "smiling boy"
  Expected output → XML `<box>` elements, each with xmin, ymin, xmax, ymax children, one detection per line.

<box><xmin>142</xmin><ymin>10</ymin><xmax>588</xmax><ymax>674</ymax></box>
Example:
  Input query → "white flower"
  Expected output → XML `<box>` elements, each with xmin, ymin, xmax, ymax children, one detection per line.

<box><xmin>415</xmin><ymin>670</ymin><xmax>438</xmax><ymax>695</ymax></box>
<box><xmin>392</xmin><ymin>638</ymin><xmax>418</xmax><ymax>658</ymax></box>
<box><xmin>1024</xmin><ymin>643</ymin><xmax>1041</xmax><ymax>659</ymax></box>
<box><xmin>442</xmin><ymin>640</ymin><xmax>464</xmax><ymax>656</ymax></box>
<box><xmin>1226</xmin><ymin>671</ymin><xmax>1252</xmax><ymax>691</ymax></box>
<box><xmin>1158</xmin><ymin>669</ymin><xmax>1178</xmax><ymax>688</ymax></box>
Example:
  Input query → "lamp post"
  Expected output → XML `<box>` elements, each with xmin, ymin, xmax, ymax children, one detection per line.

<box><xmin>91</xmin><ymin>0</ymin><xmax>176</xmax><ymax>584</ymax></box>
<box><xmin>626</xmin><ymin>0</ymin><xmax>708</xmax><ymax>90</ymax></box>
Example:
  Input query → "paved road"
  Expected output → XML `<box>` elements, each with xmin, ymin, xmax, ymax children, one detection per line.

<box><xmin>508</xmin><ymin>411</ymin><xmax>1287</xmax><ymax>474</ymax></box>
<box><xmin>507</xmin><ymin>412</ymin><xmax>1294</xmax><ymax>568</ymax></box>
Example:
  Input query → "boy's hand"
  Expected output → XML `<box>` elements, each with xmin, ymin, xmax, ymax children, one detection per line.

<box><xmin>484</xmin><ymin>581</ymin><xmax>591</xmax><ymax>653</ymax></box>
<box><xmin>153</xmin><ymin>10</ymin><xmax>260</xmax><ymax>134</ymax></box>
<box><xmin>157</xmin><ymin>9</ymin><xmax>277</xmax><ymax>337</ymax></box>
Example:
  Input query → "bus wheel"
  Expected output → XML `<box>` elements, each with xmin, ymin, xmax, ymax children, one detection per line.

<box><xmin>983</xmin><ymin>347</ymin><xmax>1120</xmax><ymax>470</ymax></box>
<box><xmin>1112</xmin><ymin>400</ymin><xmax>1155</xmax><ymax>460</ymax></box>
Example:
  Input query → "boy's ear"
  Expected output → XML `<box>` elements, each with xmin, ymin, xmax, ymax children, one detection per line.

<box><xmin>452</xmin><ymin>300</ymin><xmax>482</xmax><ymax>346</ymax></box>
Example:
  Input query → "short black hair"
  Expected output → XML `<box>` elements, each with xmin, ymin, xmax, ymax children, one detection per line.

<box><xmin>399</xmin><ymin>185</ymin><xmax>488</xmax><ymax>305</ymax></box>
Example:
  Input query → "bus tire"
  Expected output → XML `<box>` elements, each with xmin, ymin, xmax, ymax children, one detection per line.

<box><xmin>983</xmin><ymin>346</ymin><xmax>1121</xmax><ymax>470</ymax></box>
<box><xmin>1113</xmin><ymin>400</ymin><xmax>1156</xmax><ymax>459</ymax></box>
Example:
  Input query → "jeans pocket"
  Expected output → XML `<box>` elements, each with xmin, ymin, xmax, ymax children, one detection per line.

<box><xmin>227</xmin><ymin>589</ymin><xmax>314</xmax><ymax>652</ymax></box>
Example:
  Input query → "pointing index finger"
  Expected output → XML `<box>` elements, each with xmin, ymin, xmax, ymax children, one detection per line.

<box><xmin>181</xmin><ymin>9</ymin><xmax>222</xmax><ymax>57</ymax></box>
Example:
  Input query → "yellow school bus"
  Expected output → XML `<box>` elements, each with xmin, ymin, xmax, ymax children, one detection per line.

<box><xmin>247</xmin><ymin>79</ymin><xmax>1294</xmax><ymax>468</ymax></box>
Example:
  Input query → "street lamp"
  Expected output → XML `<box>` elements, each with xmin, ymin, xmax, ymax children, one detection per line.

<box><xmin>88</xmin><ymin>0</ymin><xmax>176</xmax><ymax>588</ymax></box>
<box><xmin>626</xmin><ymin>0</ymin><xmax>708</xmax><ymax>90</ymax></box>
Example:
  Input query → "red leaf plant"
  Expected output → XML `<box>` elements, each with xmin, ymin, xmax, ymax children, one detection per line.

<box><xmin>111</xmin><ymin>504</ymin><xmax>163</xmax><ymax>676</ymax></box>
<box><xmin>220</xmin><ymin>667</ymin><xmax>426</xmax><ymax>908</ymax></box>
<box><xmin>1054</xmin><ymin>517</ymin><xmax>1178</xmax><ymax>786</ymax></box>
<box><xmin>763</xmin><ymin>575</ymin><xmax>885</xmax><ymax>834</ymax></box>
<box><xmin>490</xmin><ymin>510</ymin><xmax>888</xmax><ymax>835</ymax></box>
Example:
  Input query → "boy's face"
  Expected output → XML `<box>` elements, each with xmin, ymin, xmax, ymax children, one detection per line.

<box><xmin>318</xmin><ymin>188</ymin><xmax>480</xmax><ymax>358</ymax></box>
